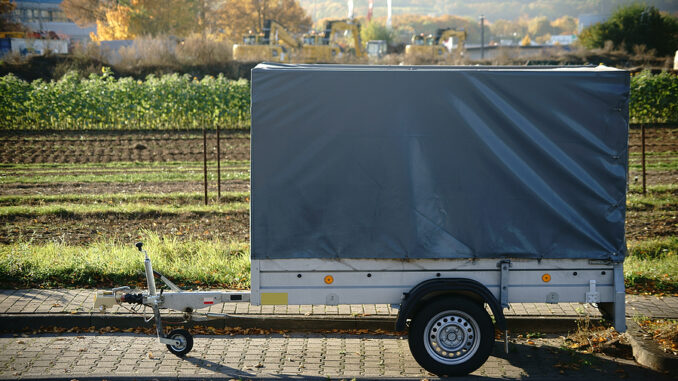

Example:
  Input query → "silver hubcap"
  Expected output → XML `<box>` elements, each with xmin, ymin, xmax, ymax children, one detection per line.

<box><xmin>171</xmin><ymin>334</ymin><xmax>186</xmax><ymax>350</ymax></box>
<box><xmin>424</xmin><ymin>310</ymin><xmax>480</xmax><ymax>365</ymax></box>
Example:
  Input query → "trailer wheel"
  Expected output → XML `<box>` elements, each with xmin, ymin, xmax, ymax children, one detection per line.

<box><xmin>166</xmin><ymin>329</ymin><xmax>193</xmax><ymax>357</ymax></box>
<box><xmin>408</xmin><ymin>297</ymin><xmax>494</xmax><ymax>376</ymax></box>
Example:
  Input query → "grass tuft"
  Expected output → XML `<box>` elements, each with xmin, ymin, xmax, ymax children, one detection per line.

<box><xmin>625</xmin><ymin>238</ymin><xmax>678</xmax><ymax>295</ymax></box>
<box><xmin>0</xmin><ymin>231</ymin><xmax>250</xmax><ymax>289</ymax></box>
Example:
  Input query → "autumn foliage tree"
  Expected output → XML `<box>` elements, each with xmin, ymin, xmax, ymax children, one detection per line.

<box><xmin>62</xmin><ymin>0</ymin><xmax>310</xmax><ymax>41</ymax></box>
<box><xmin>217</xmin><ymin>0</ymin><xmax>312</xmax><ymax>41</ymax></box>
<box><xmin>0</xmin><ymin>0</ymin><xmax>23</xmax><ymax>32</ymax></box>
<box><xmin>62</xmin><ymin>0</ymin><xmax>208</xmax><ymax>40</ymax></box>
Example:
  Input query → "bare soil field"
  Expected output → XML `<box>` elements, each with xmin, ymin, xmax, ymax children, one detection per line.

<box><xmin>629</xmin><ymin>126</ymin><xmax>677</xmax><ymax>153</ymax></box>
<box><xmin>0</xmin><ymin>126</ymin><xmax>671</xmax><ymax>164</ymax></box>
<box><xmin>0</xmin><ymin>127</ymin><xmax>672</xmax><ymax>163</ymax></box>
<box><xmin>0</xmin><ymin>128</ymin><xmax>675</xmax><ymax>245</ymax></box>
<box><xmin>0</xmin><ymin>210</ymin><xmax>249</xmax><ymax>245</ymax></box>
<box><xmin>0</xmin><ymin>130</ymin><xmax>250</xmax><ymax>164</ymax></box>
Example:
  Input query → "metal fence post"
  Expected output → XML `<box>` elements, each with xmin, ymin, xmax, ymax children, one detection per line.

<box><xmin>641</xmin><ymin>123</ymin><xmax>646</xmax><ymax>195</ymax></box>
<box><xmin>203</xmin><ymin>128</ymin><xmax>208</xmax><ymax>205</ymax></box>
<box><xmin>217</xmin><ymin>124</ymin><xmax>221</xmax><ymax>201</ymax></box>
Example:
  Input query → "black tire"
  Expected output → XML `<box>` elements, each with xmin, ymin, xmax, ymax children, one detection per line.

<box><xmin>166</xmin><ymin>328</ymin><xmax>193</xmax><ymax>357</ymax></box>
<box><xmin>408</xmin><ymin>296</ymin><xmax>494</xmax><ymax>376</ymax></box>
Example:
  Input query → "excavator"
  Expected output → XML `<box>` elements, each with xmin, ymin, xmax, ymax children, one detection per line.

<box><xmin>299</xmin><ymin>20</ymin><xmax>365</xmax><ymax>62</ymax></box>
<box><xmin>405</xmin><ymin>28</ymin><xmax>466</xmax><ymax>60</ymax></box>
<box><xmin>233</xmin><ymin>20</ymin><xmax>300</xmax><ymax>62</ymax></box>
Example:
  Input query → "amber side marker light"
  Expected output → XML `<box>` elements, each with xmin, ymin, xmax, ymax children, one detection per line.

<box><xmin>542</xmin><ymin>274</ymin><xmax>551</xmax><ymax>282</ymax></box>
<box><xmin>324</xmin><ymin>275</ymin><xmax>334</xmax><ymax>284</ymax></box>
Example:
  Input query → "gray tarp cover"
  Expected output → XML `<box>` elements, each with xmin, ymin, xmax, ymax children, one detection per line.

<box><xmin>250</xmin><ymin>64</ymin><xmax>629</xmax><ymax>262</ymax></box>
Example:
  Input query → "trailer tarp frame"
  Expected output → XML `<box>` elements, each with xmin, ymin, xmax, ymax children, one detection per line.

<box><xmin>250</xmin><ymin>64</ymin><xmax>629</xmax><ymax>262</ymax></box>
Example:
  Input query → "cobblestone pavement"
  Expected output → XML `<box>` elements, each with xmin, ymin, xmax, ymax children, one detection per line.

<box><xmin>2</xmin><ymin>289</ymin><xmax>677</xmax><ymax>319</ymax></box>
<box><xmin>0</xmin><ymin>332</ymin><xmax>673</xmax><ymax>380</ymax></box>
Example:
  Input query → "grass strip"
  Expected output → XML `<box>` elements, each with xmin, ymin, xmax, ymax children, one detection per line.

<box><xmin>627</xmin><ymin>184</ymin><xmax>678</xmax><ymax>195</ymax></box>
<box><xmin>627</xmin><ymin>192</ymin><xmax>678</xmax><ymax>211</ymax></box>
<box><xmin>629</xmin><ymin>151</ymin><xmax>678</xmax><ymax>158</ymax></box>
<box><xmin>0</xmin><ymin>192</ymin><xmax>249</xmax><ymax>206</ymax></box>
<box><xmin>0</xmin><ymin>201</ymin><xmax>249</xmax><ymax>217</ymax></box>
<box><xmin>625</xmin><ymin>237</ymin><xmax>678</xmax><ymax>295</ymax></box>
<box><xmin>0</xmin><ymin>234</ymin><xmax>675</xmax><ymax>292</ymax></box>
<box><xmin>629</xmin><ymin>161</ymin><xmax>678</xmax><ymax>171</ymax></box>
<box><xmin>0</xmin><ymin>170</ymin><xmax>250</xmax><ymax>184</ymax></box>
<box><xmin>0</xmin><ymin>232</ymin><xmax>250</xmax><ymax>289</ymax></box>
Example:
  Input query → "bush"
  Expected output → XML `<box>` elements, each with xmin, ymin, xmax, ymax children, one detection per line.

<box><xmin>2</xmin><ymin>68</ymin><xmax>675</xmax><ymax>130</ymax></box>
<box><xmin>361</xmin><ymin>21</ymin><xmax>394</xmax><ymax>45</ymax></box>
<box><xmin>579</xmin><ymin>4</ymin><xmax>678</xmax><ymax>57</ymax></box>
<box><xmin>630</xmin><ymin>70</ymin><xmax>678</xmax><ymax>124</ymax></box>
<box><xmin>0</xmin><ymin>68</ymin><xmax>250</xmax><ymax>130</ymax></box>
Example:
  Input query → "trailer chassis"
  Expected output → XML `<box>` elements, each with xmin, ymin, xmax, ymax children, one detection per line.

<box><xmin>95</xmin><ymin>242</ymin><xmax>625</xmax><ymax>376</ymax></box>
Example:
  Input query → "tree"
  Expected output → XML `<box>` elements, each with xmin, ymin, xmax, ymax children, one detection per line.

<box><xmin>527</xmin><ymin>16</ymin><xmax>553</xmax><ymax>37</ymax></box>
<box><xmin>63</xmin><ymin>0</ymin><xmax>214</xmax><ymax>41</ymax></box>
<box><xmin>360</xmin><ymin>21</ymin><xmax>393</xmax><ymax>45</ymax></box>
<box><xmin>490</xmin><ymin>19</ymin><xmax>527</xmax><ymax>39</ymax></box>
<box><xmin>551</xmin><ymin>16</ymin><xmax>577</xmax><ymax>35</ymax></box>
<box><xmin>60</xmin><ymin>0</ymin><xmax>107</xmax><ymax>27</ymax></box>
<box><xmin>1</xmin><ymin>0</ymin><xmax>23</xmax><ymax>32</ymax></box>
<box><xmin>390</xmin><ymin>14</ymin><xmax>486</xmax><ymax>44</ymax></box>
<box><xmin>218</xmin><ymin>0</ymin><xmax>312</xmax><ymax>41</ymax></box>
<box><xmin>579</xmin><ymin>4</ymin><xmax>678</xmax><ymax>56</ymax></box>
<box><xmin>520</xmin><ymin>34</ymin><xmax>531</xmax><ymax>46</ymax></box>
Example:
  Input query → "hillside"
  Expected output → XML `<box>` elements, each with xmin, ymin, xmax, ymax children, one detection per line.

<box><xmin>300</xmin><ymin>0</ymin><xmax>678</xmax><ymax>22</ymax></box>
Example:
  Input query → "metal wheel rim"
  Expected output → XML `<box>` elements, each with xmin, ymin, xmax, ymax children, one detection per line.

<box><xmin>170</xmin><ymin>334</ymin><xmax>187</xmax><ymax>351</ymax></box>
<box><xmin>423</xmin><ymin>309</ymin><xmax>481</xmax><ymax>365</ymax></box>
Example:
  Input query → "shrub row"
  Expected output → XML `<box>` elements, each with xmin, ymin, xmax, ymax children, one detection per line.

<box><xmin>630</xmin><ymin>70</ymin><xmax>678</xmax><ymax>124</ymax></box>
<box><xmin>0</xmin><ymin>68</ymin><xmax>250</xmax><ymax>130</ymax></box>
<box><xmin>0</xmin><ymin>68</ymin><xmax>675</xmax><ymax>130</ymax></box>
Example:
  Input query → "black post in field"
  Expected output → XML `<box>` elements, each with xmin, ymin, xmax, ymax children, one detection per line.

<box><xmin>641</xmin><ymin>124</ymin><xmax>646</xmax><ymax>195</ymax></box>
<box><xmin>217</xmin><ymin>124</ymin><xmax>221</xmax><ymax>201</ymax></box>
<box><xmin>203</xmin><ymin>128</ymin><xmax>208</xmax><ymax>205</ymax></box>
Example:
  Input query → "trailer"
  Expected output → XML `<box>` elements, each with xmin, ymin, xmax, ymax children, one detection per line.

<box><xmin>95</xmin><ymin>64</ymin><xmax>630</xmax><ymax>376</ymax></box>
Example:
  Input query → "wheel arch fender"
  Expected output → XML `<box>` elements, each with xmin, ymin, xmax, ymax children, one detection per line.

<box><xmin>395</xmin><ymin>278</ymin><xmax>506</xmax><ymax>332</ymax></box>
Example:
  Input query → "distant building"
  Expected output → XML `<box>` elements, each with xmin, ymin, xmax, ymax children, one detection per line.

<box><xmin>548</xmin><ymin>34</ymin><xmax>577</xmax><ymax>46</ymax></box>
<box><xmin>465</xmin><ymin>44</ymin><xmax>571</xmax><ymax>61</ymax></box>
<box><xmin>11</xmin><ymin>0</ymin><xmax>95</xmax><ymax>43</ymax></box>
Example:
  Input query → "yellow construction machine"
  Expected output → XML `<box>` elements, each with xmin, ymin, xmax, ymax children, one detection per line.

<box><xmin>0</xmin><ymin>32</ymin><xmax>25</xmax><ymax>39</ymax></box>
<box><xmin>233</xmin><ymin>20</ymin><xmax>300</xmax><ymax>62</ymax></box>
<box><xmin>299</xmin><ymin>20</ymin><xmax>364</xmax><ymax>62</ymax></box>
<box><xmin>405</xmin><ymin>28</ymin><xmax>466</xmax><ymax>60</ymax></box>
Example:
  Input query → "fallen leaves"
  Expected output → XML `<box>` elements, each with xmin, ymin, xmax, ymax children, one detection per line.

<box><xmin>564</xmin><ymin>321</ymin><xmax>630</xmax><ymax>357</ymax></box>
<box><xmin>6</xmin><ymin>324</ymin><xmax>405</xmax><ymax>337</ymax></box>
<box><xmin>637</xmin><ymin>318</ymin><xmax>678</xmax><ymax>356</ymax></box>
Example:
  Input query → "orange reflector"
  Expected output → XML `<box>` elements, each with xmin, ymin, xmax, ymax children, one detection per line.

<box><xmin>542</xmin><ymin>274</ymin><xmax>551</xmax><ymax>282</ymax></box>
<box><xmin>324</xmin><ymin>275</ymin><xmax>334</xmax><ymax>284</ymax></box>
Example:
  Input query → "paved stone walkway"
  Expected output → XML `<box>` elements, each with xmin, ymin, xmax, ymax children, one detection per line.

<box><xmin>1</xmin><ymin>289</ymin><xmax>677</xmax><ymax>319</ymax></box>
<box><xmin>0</xmin><ymin>332</ymin><xmax>673</xmax><ymax>380</ymax></box>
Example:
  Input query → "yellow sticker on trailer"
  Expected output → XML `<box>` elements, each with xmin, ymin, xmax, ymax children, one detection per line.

<box><xmin>261</xmin><ymin>293</ymin><xmax>288</xmax><ymax>305</ymax></box>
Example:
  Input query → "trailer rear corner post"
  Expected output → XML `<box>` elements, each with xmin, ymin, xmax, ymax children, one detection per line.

<box><xmin>597</xmin><ymin>262</ymin><xmax>627</xmax><ymax>333</ymax></box>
